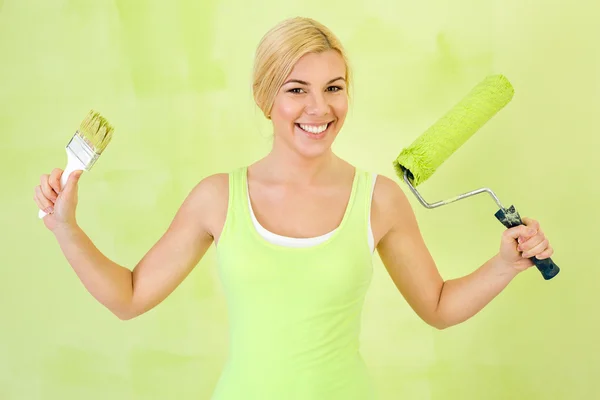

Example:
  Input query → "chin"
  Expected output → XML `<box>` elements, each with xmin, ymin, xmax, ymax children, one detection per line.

<box><xmin>291</xmin><ymin>122</ymin><xmax>338</xmax><ymax>158</ymax></box>
<box><xmin>295</xmin><ymin>144</ymin><xmax>332</xmax><ymax>159</ymax></box>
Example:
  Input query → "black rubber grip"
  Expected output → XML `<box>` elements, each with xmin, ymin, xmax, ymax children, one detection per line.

<box><xmin>494</xmin><ymin>205</ymin><xmax>560</xmax><ymax>280</ymax></box>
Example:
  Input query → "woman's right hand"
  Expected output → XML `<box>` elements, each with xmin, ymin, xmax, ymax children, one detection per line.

<box><xmin>34</xmin><ymin>168</ymin><xmax>83</xmax><ymax>232</ymax></box>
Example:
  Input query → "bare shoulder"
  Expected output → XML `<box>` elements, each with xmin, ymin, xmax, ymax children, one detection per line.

<box><xmin>373</xmin><ymin>174</ymin><xmax>408</xmax><ymax>204</ymax></box>
<box><xmin>371</xmin><ymin>174</ymin><xmax>415</xmax><ymax>246</ymax></box>
<box><xmin>175</xmin><ymin>173</ymin><xmax>229</xmax><ymax>239</ymax></box>
<box><xmin>189</xmin><ymin>173</ymin><xmax>229</xmax><ymax>200</ymax></box>
<box><xmin>372</xmin><ymin>174</ymin><xmax>412</xmax><ymax>219</ymax></box>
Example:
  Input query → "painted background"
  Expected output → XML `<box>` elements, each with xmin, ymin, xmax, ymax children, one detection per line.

<box><xmin>1</xmin><ymin>0</ymin><xmax>598</xmax><ymax>399</ymax></box>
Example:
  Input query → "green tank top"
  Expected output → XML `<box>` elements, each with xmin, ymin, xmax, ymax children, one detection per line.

<box><xmin>212</xmin><ymin>166</ymin><xmax>377</xmax><ymax>399</ymax></box>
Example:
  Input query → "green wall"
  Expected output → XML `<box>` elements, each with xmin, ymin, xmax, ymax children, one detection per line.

<box><xmin>1</xmin><ymin>0</ymin><xmax>597</xmax><ymax>399</ymax></box>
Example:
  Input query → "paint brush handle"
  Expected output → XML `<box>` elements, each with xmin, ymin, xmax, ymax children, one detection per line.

<box><xmin>494</xmin><ymin>206</ymin><xmax>560</xmax><ymax>280</ymax></box>
<box><xmin>38</xmin><ymin>147</ymin><xmax>86</xmax><ymax>219</ymax></box>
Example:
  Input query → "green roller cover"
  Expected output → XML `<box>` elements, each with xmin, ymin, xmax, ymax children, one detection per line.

<box><xmin>394</xmin><ymin>74</ymin><xmax>515</xmax><ymax>186</ymax></box>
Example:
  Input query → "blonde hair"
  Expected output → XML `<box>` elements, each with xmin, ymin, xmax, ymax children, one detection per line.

<box><xmin>252</xmin><ymin>17</ymin><xmax>351</xmax><ymax>119</ymax></box>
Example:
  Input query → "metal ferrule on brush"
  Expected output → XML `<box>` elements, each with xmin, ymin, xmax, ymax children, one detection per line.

<box><xmin>66</xmin><ymin>132</ymin><xmax>100</xmax><ymax>170</ymax></box>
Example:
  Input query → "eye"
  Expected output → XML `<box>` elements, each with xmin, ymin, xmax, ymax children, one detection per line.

<box><xmin>288</xmin><ymin>88</ymin><xmax>305</xmax><ymax>94</ymax></box>
<box><xmin>327</xmin><ymin>86</ymin><xmax>343</xmax><ymax>92</ymax></box>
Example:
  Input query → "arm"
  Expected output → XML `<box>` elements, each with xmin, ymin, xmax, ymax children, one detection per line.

<box><xmin>373</xmin><ymin>176</ymin><xmax>551</xmax><ymax>329</ymax></box>
<box><xmin>50</xmin><ymin>173</ymin><xmax>227</xmax><ymax>320</ymax></box>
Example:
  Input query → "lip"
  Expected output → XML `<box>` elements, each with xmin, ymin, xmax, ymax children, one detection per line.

<box><xmin>295</xmin><ymin>121</ymin><xmax>333</xmax><ymax>140</ymax></box>
<box><xmin>296</xmin><ymin>121</ymin><xmax>334</xmax><ymax>126</ymax></box>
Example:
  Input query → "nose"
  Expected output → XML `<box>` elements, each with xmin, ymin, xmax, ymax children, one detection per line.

<box><xmin>305</xmin><ymin>91</ymin><xmax>330</xmax><ymax>117</ymax></box>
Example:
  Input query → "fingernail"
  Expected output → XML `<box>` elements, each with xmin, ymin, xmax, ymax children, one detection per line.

<box><xmin>45</xmin><ymin>206</ymin><xmax>54</xmax><ymax>214</ymax></box>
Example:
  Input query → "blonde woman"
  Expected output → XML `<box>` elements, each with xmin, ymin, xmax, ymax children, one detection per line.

<box><xmin>34</xmin><ymin>17</ymin><xmax>554</xmax><ymax>399</ymax></box>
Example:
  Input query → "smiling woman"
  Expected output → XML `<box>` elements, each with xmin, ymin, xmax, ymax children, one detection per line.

<box><xmin>270</xmin><ymin>50</ymin><xmax>348</xmax><ymax>158</ymax></box>
<box><xmin>34</xmin><ymin>15</ymin><xmax>556</xmax><ymax>400</ymax></box>
<box><xmin>252</xmin><ymin>18</ymin><xmax>351</xmax><ymax>159</ymax></box>
<box><xmin>252</xmin><ymin>18</ymin><xmax>352</xmax><ymax>115</ymax></box>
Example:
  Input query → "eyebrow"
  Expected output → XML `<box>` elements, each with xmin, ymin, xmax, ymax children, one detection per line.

<box><xmin>283</xmin><ymin>76</ymin><xmax>345</xmax><ymax>86</ymax></box>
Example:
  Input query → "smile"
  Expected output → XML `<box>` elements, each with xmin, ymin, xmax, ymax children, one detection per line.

<box><xmin>297</xmin><ymin>123</ymin><xmax>329</xmax><ymax>134</ymax></box>
<box><xmin>295</xmin><ymin>122</ymin><xmax>333</xmax><ymax>139</ymax></box>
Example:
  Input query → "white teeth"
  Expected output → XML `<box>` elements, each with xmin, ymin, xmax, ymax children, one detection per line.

<box><xmin>299</xmin><ymin>123</ymin><xmax>329</xmax><ymax>134</ymax></box>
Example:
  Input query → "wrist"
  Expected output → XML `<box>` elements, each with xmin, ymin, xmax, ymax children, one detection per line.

<box><xmin>52</xmin><ymin>221</ymin><xmax>80</xmax><ymax>239</ymax></box>
<box><xmin>491</xmin><ymin>253</ymin><xmax>522</xmax><ymax>277</ymax></box>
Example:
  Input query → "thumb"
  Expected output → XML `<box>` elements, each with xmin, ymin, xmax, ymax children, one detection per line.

<box><xmin>61</xmin><ymin>170</ymin><xmax>83</xmax><ymax>198</ymax></box>
<box><xmin>503</xmin><ymin>224</ymin><xmax>536</xmax><ymax>243</ymax></box>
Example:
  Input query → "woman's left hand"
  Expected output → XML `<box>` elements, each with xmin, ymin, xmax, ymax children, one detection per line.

<box><xmin>499</xmin><ymin>217</ymin><xmax>554</xmax><ymax>272</ymax></box>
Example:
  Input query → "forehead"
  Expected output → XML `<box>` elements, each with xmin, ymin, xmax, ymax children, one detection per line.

<box><xmin>286</xmin><ymin>50</ymin><xmax>346</xmax><ymax>82</ymax></box>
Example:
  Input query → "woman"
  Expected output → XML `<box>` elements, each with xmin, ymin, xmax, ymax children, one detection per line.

<box><xmin>33</xmin><ymin>17</ymin><xmax>554</xmax><ymax>400</ymax></box>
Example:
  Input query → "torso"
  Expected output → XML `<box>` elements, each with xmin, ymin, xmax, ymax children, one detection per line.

<box><xmin>203</xmin><ymin>159</ymin><xmax>396</xmax><ymax>250</ymax></box>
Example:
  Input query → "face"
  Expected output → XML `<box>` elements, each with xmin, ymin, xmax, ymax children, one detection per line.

<box><xmin>270</xmin><ymin>50</ymin><xmax>348</xmax><ymax>159</ymax></box>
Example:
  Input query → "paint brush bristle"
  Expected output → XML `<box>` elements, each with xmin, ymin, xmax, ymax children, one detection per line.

<box><xmin>75</xmin><ymin>110</ymin><xmax>114</xmax><ymax>155</ymax></box>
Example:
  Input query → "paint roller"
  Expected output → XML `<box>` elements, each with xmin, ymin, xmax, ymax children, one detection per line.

<box><xmin>393</xmin><ymin>74</ymin><xmax>559</xmax><ymax>280</ymax></box>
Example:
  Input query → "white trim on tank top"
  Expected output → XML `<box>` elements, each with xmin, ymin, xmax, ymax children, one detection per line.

<box><xmin>247</xmin><ymin>173</ymin><xmax>378</xmax><ymax>252</ymax></box>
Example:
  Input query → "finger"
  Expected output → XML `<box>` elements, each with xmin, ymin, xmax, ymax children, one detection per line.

<box><xmin>49</xmin><ymin>168</ymin><xmax>64</xmax><ymax>193</ymax></box>
<box><xmin>503</xmin><ymin>225</ymin><xmax>534</xmax><ymax>242</ymax></box>
<box><xmin>521</xmin><ymin>238</ymin><xmax>550</xmax><ymax>258</ymax></box>
<box><xmin>40</xmin><ymin>174</ymin><xmax>58</xmax><ymax>202</ymax></box>
<box><xmin>34</xmin><ymin>185</ymin><xmax>54</xmax><ymax>213</ymax></box>
<box><xmin>518</xmin><ymin>229</ymin><xmax>546</xmax><ymax>251</ymax></box>
<box><xmin>521</xmin><ymin>217</ymin><xmax>540</xmax><ymax>231</ymax></box>
<box><xmin>518</xmin><ymin>219</ymin><xmax>539</xmax><ymax>243</ymax></box>
<box><xmin>535</xmin><ymin>246</ymin><xmax>554</xmax><ymax>260</ymax></box>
